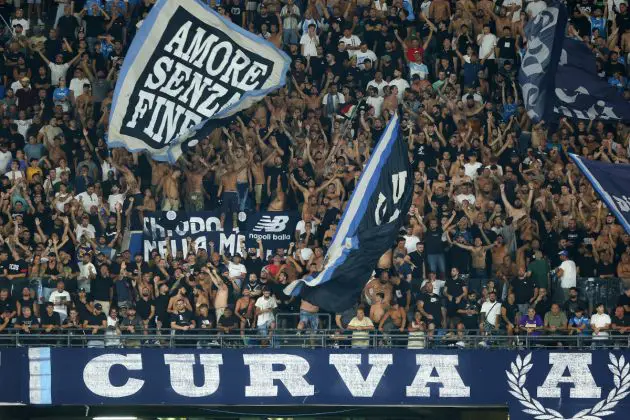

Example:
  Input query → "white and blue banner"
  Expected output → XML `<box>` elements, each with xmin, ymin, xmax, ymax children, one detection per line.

<box><xmin>285</xmin><ymin>114</ymin><xmax>412</xmax><ymax>312</ymax></box>
<box><xmin>107</xmin><ymin>0</ymin><xmax>290</xmax><ymax>162</ymax></box>
<box><xmin>142</xmin><ymin>211</ymin><xmax>299</xmax><ymax>259</ymax></box>
<box><xmin>571</xmin><ymin>154</ymin><xmax>630</xmax><ymax>235</ymax></box>
<box><xmin>2</xmin><ymin>348</ymin><xmax>630</xmax><ymax>420</ymax></box>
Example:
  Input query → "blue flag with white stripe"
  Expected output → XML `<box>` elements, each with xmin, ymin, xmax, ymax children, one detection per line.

<box><xmin>285</xmin><ymin>114</ymin><xmax>413</xmax><ymax>312</ymax></box>
<box><xmin>570</xmin><ymin>154</ymin><xmax>630</xmax><ymax>235</ymax></box>
<box><xmin>107</xmin><ymin>0</ymin><xmax>290</xmax><ymax>163</ymax></box>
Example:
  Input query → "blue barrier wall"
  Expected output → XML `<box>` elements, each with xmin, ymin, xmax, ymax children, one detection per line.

<box><xmin>2</xmin><ymin>348</ymin><xmax>630</xmax><ymax>420</ymax></box>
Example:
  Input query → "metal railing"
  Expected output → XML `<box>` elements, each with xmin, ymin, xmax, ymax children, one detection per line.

<box><xmin>2</xmin><ymin>328</ymin><xmax>630</xmax><ymax>349</ymax></box>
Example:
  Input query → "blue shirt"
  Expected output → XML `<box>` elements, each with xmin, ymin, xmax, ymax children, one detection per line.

<box><xmin>53</xmin><ymin>87</ymin><xmax>70</xmax><ymax>103</ymax></box>
<box><xmin>569</xmin><ymin>315</ymin><xmax>590</xmax><ymax>335</ymax></box>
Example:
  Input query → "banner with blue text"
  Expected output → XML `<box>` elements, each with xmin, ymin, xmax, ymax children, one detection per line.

<box><xmin>0</xmin><ymin>348</ymin><xmax>627</xmax><ymax>420</ymax></box>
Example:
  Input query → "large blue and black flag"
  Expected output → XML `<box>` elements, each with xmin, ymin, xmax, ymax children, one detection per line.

<box><xmin>570</xmin><ymin>154</ymin><xmax>630</xmax><ymax>235</ymax></box>
<box><xmin>107</xmin><ymin>0</ymin><xmax>290</xmax><ymax>163</ymax></box>
<box><xmin>285</xmin><ymin>114</ymin><xmax>413</xmax><ymax>312</ymax></box>
<box><xmin>519</xmin><ymin>1</ymin><xmax>630</xmax><ymax>122</ymax></box>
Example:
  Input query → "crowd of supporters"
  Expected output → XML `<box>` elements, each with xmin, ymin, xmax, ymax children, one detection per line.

<box><xmin>0</xmin><ymin>0</ymin><xmax>629</xmax><ymax>347</ymax></box>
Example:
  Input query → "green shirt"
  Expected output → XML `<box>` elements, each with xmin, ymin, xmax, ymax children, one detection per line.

<box><xmin>528</xmin><ymin>258</ymin><xmax>550</xmax><ymax>289</ymax></box>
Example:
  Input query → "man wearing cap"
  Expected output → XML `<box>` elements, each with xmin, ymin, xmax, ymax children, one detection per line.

<box><xmin>556</xmin><ymin>250</ymin><xmax>577</xmax><ymax>304</ymax></box>
<box><xmin>84</xmin><ymin>302</ymin><xmax>107</xmax><ymax>347</ymax></box>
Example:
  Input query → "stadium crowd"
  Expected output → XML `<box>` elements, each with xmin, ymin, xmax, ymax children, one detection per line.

<box><xmin>0</xmin><ymin>0</ymin><xmax>629</xmax><ymax>348</ymax></box>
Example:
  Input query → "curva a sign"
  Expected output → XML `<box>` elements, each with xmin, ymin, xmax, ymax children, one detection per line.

<box><xmin>16</xmin><ymin>348</ymin><xmax>630</xmax><ymax>419</ymax></box>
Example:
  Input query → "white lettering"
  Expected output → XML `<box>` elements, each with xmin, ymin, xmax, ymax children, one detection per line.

<box><xmin>243</xmin><ymin>354</ymin><xmax>314</xmax><ymax>397</ymax></box>
<box><xmin>537</xmin><ymin>353</ymin><xmax>601</xmax><ymax>399</ymax></box>
<box><xmin>164</xmin><ymin>354</ymin><xmax>223</xmax><ymax>397</ymax></box>
<box><xmin>330</xmin><ymin>354</ymin><xmax>392</xmax><ymax>397</ymax></box>
<box><xmin>83</xmin><ymin>354</ymin><xmax>145</xmax><ymax>398</ymax></box>
<box><xmin>406</xmin><ymin>355</ymin><xmax>470</xmax><ymax>397</ymax></box>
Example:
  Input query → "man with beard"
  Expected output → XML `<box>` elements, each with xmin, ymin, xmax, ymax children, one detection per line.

<box><xmin>378</xmin><ymin>300</ymin><xmax>407</xmax><ymax>346</ymax></box>
<box><xmin>511</xmin><ymin>266</ymin><xmax>538</xmax><ymax>316</ymax></box>
<box><xmin>417</xmin><ymin>283</ymin><xmax>445</xmax><ymax>329</ymax></box>
<box><xmin>363</xmin><ymin>271</ymin><xmax>394</xmax><ymax>306</ymax></box>
<box><xmin>443</xmin><ymin>267</ymin><xmax>468</xmax><ymax>328</ymax></box>
<box><xmin>457</xmin><ymin>290</ymin><xmax>480</xmax><ymax>331</ymax></box>
<box><xmin>563</xmin><ymin>287</ymin><xmax>588</xmax><ymax>319</ymax></box>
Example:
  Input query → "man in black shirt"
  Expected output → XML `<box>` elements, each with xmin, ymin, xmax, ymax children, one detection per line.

<box><xmin>15</xmin><ymin>305</ymin><xmax>38</xmax><ymax>334</ymax></box>
<box><xmin>83</xmin><ymin>303</ymin><xmax>107</xmax><ymax>342</ymax></box>
<box><xmin>496</xmin><ymin>26</ymin><xmax>517</xmax><ymax>68</ymax></box>
<box><xmin>612</xmin><ymin>305</ymin><xmax>630</xmax><ymax>336</ymax></box>
<box><xmin>511</xmin><ymin>268</ymin><xmax>538</xmax><ymax>316</ymax></box>
<box><xmin>217</xmin><ymin>307</ymin><xmax>239</xmax><ymax>334</ymax></box>
<box><xmin>618</xmin><ymin>288</ymin><xmax>630</xmax><ymax>314</ymax></box>
<box><xmin>408</xmin><ymin>242</ymin><xmax>426</xmax><ymax>280</ymax></box>
<box><xmin>457</xmin><ymin>290</ymin><xmax>480</xmax><ymax>331</ymax></box>
<box><xmin>563</xmin><ymin>287</ymin><xmax>589</xmax><ymax>319</ymax></box>
<box><xmin>444</xmin><ymin>267</ymin><xmax>468</xmax><ymax>327</ymax></box>
<box><xmin>425</xmin><ymin>219</ymin><xmax>446</xmax><ymax>278</ymax></box>
<box><xmin>0</xmin><ymin>288</ymin><xmax>15</xmax><ymax>322</ymax></box>
<box><xmin>170</xmin><ymin>299</ymin><xmax>195</xmax><ymax>332</ymax></box>
<box><xmin>91</xmin><ymin>264</ymin><xmax>113</xmax><ymax>315</ymax></box>
<box><xmin>135</xmin><ymin>286</ymin><xmax>155</xmax><ymax>330</ymax></box>
<box><xmin>418</xmin><ymin>283</ymin><xmax>444</xmax><ymax>329</ymax></box>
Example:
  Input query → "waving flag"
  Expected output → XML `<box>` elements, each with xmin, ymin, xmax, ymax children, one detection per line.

<box><xmin>518</xmin><ymin>0</ymin><xmax>567</xmax><ymax>122</ymax></box>
<box><xmin>519</xmin><ymin>0</ymin><xmax>630</xmax><ymax>122</ymax></box>
<box><xmin>570</xmin><ymin>154</ymin><xmax>630</xmax><ymax>235</ymax></box>
<box><xmin>554</xmin><ymin>38</ymin><xmax>630</xmax><ymax>120</ymax></box>
<box><xmin>285</xmin><ymin>114</ymin><xmax>413</xmax><ymax>312</ymax></box>
<box><xmin>107</xmin><ymin>0</ymin><xmax>290</xmax><ymax>163</ymax></box>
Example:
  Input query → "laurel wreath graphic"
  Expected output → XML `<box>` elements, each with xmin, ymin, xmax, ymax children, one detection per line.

<box><xmin>506</xmin><ymin>353</ymin><xmax>630</xmax><ymax>420</ymax></box>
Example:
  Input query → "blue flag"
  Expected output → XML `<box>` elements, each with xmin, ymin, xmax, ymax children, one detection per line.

<box><xmin>285</xmin><ymin>114</ymin><xmax>413</xmax><ymax>312</ymax></box>
<box><xmin>519</xmin><ymin>0</ymin><xmax>567</xmax><ymax>122</ymax></box>
<box><xmin>570</xmin><ymin>154</ymin><xmax>630</xmax><ymax>234</ymax></box>
<box><xmin>554</xmin><ymin>38</ymin><xmax>630</xmax><ymax>120</ymax></box>
<box><xmin>107</xmin><ymin>0</ymin><xmax>290</xmax><ymax>163</ymax></box>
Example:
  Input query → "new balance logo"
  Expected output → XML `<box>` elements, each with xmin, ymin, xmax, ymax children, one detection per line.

<box><xmin>253</xmin><ymin>216</ymin><xmax>289</xmax><ymax>233</ymax></box>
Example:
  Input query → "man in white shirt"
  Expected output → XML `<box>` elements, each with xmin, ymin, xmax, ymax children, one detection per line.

<box><xmin>339</xmin><ymin>28</ymin><xmax>361</xmax><ymax>58</ymax></box>
<box><xmin>356</xmin><ymin>42</ymin><xmax>377</xmax><ymax>69</ymax></box>
<box><xmin>255</xmin><ymin>288</ymin><xmax>277</xmax><ymax>338</ymax></box>
<box><xmin>463</xmin><ymin>153</ymin><xmax>482</xmax><ymax>178</ymax></box>
<box><xmin>557</xmin><ymin>250</ymin><xmax>577</xmax><ymax>303</ymax></box>
<box><xmin>75</xmin><ymin>216</ymin><xmax>97</xmax><ymax>241</ymax></box>
<box><xmin>0</xmin><ymin>143</ymin><xmax>12</xmax><ymax>175</ymax></box>
<box><xmin>590</xmin><ymin>303</ymin><xmax>611</xmax><ymax>341</ymax></box>
<box><xmin>366</xmin><ymin>86</ymin><xmax>384</xmax><ymax>116</ymax></box>
<box><xmin>75</xmin><ymin>183</ymin><xmax>99</xmax><ymax>212</ymax></box>
<box><xmin>481</xmin><ymin>291</ymin><xmax>502</xmax><ymax>331</ymax></box>
<box><xmin>228</xmin><ymin>254</ymin><xmax>247</xmax><ymax>288</ymax></box>
<box><xmin>389</xmin><ymin>69</ymin><xmax>410</xmax><ymax>101</ymax></box>
<box><xmin>348</xmin><ymin>307</ymin><xmax>374</xmax><ymax>348</ymax></box>
<box><xmin>69</xmin><ymin>68</ymin><xmax>91</xmax><ymax>98</ymax></box>
<box><xmin>78</xmin><ymin>254</ymin><xmax>97</xmax><ymax>292</ymax></box>
<box><xmin>366</xmin><ymin>71</ymin><xmax>389</xmax><ymax>96</ymax></box>
<box><xmin>48</xmin><ymin>280</ymin><xmax>71</xmax><ymax>322</ymax></box>
<box><xmin>36</xmin><ymin>49</ymin><xmax>81</xmax><ymax>87</ymax></box>
<box><xmin>107</xmin><ymin>185</ymin><xmax>125</xmax><ymax>212</ymax></box>
<box><xmin>299</xmin><ymin>23</ymin><xmax>319</xmax><ymax>57</ymax></box>
<box><xmin>477</xmin><ymin>25</ymin><xmax>497</xmax><ymax>63</ymax></box>
<box><xmin>11</xmin><ymin>9</ymin><xmax>29</xmax><ymax>34</ymax></box>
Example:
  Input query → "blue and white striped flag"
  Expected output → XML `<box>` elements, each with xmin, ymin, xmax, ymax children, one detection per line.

<box><xmin>285</xmin><ymin>114</ymin><xmax>413</xmax><ymax>312</ymax></box>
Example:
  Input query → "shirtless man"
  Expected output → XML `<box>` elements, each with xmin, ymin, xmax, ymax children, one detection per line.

<box><xmin>378</xmin><ymin>301</ymin><xmax>407</xmax><ymax>334</ymax></box>
<box><xmin>234</xmin><ymin>289</ymin><xmax>254</xmax><ymax>334</ymax></box>
<box><xmin>430</xmin><ymin>0</ymin><xmax>452</xmax><ymax>22</ymax></box>
<box><xmin>207</xmin><ymin>268</ymin><xmax>228</xmax><ymax>322</ymax></box>
<box><xmin>112</xmin><ymin>161</ymin><xmax>141</xmax><ymax>196</ymax></box>
<box><xmin>251</xmin><ymin>154</ymin><xmax>270</xmax><ymax>211</ymax></box>
<box><xmin>363</xmin><ymin>271</ymin><xmax>393</xmax><ymax>306</ymax></box>
<box><xmin>499</xmin><ymin>183</ymin><xmax>532</xmax><ymax>223</ymax></box>
<box><xmin>149</xmin><ymin>160</ymin><xmax>169</xmax><ymax>196</ymax></box>
<box><xmin>158</xmin><ymin>168</ymin><xmax>182</xmax><ymax>211</ymax></box>
<box><xmin>297</xmin><ymin>299</ymin><xmax>320</xmax><ymax>332</ymax></box>
<box><xmin>218</xmin><ymin>145</ymin><xmax>252</xmax><ymax>215</ymax></box>
<box><xmin>226</xmin><ymin>137</ymin><xmax>253</xmax><ymax>212</ymax></box>
<box><xmin>267</xmin><ymin>175</ymin><xmax>287</xmax><ymax>211</ymax></box>
<box><xmin>183</xmin><ymin>156</ymin><xmax>212</xmax><ymax>211</ymax></box>
<box><xmin>369</xmin><ymin>292</ymin><xmax>388</xmax><ymax>324</ymax></box>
